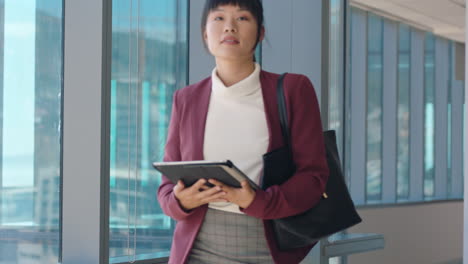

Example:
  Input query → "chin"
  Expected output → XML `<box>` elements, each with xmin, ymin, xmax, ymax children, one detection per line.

<box><xmin>215</xmin><ymin>53</ymin><xmax>252</xmax><ymax>62</ymax></box>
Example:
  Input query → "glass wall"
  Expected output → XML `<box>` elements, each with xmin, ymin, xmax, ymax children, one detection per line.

<box><xmin>397</xmin><ymin>24</ymin><xmax>411</xmax><ymax>201</ymax></box>
<box><xmin>347</xmin><ymin>6</ymin><xmax>464</xmax><ymax>206</ymax></box>
<box><xmin>329</xmin><ymin>0</ymin><xmax>345</xmax><ymax>158</ymax></box>
<box><xmin>424</xmin><ymin>33</ymin><xmax>436</xmax><ymax>199</ymax></box>
<box><xmin>366</xmin><ymin>14</ymin><xmax>383</xmax><ymax>203</ymax></box>
<box><xmin>447</xmin><ymin>42</ymin><xmax>453</xmax><ymax>197</ymax></box>
<box><xmin>109</xmin><ymin>0</ymin><xmax>188</xmax><ymax>262</ymax></box>
<box><xmin>328</xmin><ymin>2</ymin><xmax>346</xmax><ymax>263</ymax></box>
<box><xmin>345</xmin><ymin>7</ymin><xmax>357</xmax><ymax>191</ymax></box>
<box><xmin>0</xmin><ymin>0</ymin><xmax>63</xmax><ymax>263</ymax></box>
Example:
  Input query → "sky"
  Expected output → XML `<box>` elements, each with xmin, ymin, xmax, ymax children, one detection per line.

<box><xmin>3</xmin><ymin>0</ymin><xmax>37</xmax><ymax>187</ymax></box>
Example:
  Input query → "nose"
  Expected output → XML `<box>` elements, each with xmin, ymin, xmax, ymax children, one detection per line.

<box><xmin>224</xmin><ymin>19</ymin><xmax>237</xmax><ymax>33</ymax></box>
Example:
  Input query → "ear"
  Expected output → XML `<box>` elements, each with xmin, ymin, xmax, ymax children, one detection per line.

<box><xmin>259</xmin><ymin>26</ymin><xmax>265</xmax><ymax>42</ymax></box>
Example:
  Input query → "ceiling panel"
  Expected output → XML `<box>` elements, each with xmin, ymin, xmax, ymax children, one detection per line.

<box><xmin>351</xmin><ymin>0</ymin><xmax>465</xmax><ymax>42</ymax></box>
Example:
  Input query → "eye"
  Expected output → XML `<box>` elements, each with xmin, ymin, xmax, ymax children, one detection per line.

<box><xmin>237</xmin><ymin>16</ymin><xmax>249</xmax><ymax>21</ymax></box>
<box><xmin>214</xmin><ymin>16</ymin><xmax>223</xmax><ymax>21</ymax></box>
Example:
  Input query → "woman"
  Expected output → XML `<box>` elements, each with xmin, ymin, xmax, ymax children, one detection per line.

<box><xmin>157</xmin><ymin>0</ymin><xmax>329</xmax><ymax>263</ymax></box>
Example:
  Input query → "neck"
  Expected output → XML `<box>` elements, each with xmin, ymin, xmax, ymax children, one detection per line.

<box><xmin>214</xmin><ymin>59</ymin><xmax>256</xmax><ymax>87</ymax></box>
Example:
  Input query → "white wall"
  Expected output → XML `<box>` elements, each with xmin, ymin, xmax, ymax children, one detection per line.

<box><xmin>348</xmin><ymin>201</ymin><xmax>463</xmax><ymax>264</ymax></box>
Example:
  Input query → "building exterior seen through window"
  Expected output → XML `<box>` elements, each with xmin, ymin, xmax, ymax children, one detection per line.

<box><xmin>109</xmin><ymin>0</ymin><xmax>188</xmax><ymax>262</ymax></box>
<box><xmin>0</xmin><ymin>1</ymin><xmax>63</xmax><ymax>264</ymax></box>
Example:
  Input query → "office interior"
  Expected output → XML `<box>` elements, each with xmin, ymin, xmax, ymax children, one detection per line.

<box><xmin>0</xmin><ymin>0</ymin><xmax>466</xmax><ymax>264</ymax></box>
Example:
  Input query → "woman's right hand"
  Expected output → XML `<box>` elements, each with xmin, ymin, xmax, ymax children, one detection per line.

<box><xmin>173</xmin><ymin>179</ymin><xmax>227</xmax><ymax>211</ymax></box>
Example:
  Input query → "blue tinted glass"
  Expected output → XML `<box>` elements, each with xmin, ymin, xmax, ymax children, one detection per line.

<box><xmin>329</xmin><ymin>0</ymin><xmax>344</xmax><ymax>159</ymax></box>
<box><xmin>366</xmin><ymin>14</ymin><xmax>383</xmax><ymax>202</ymax></box>
<box><xmin>424</xmin><ymin>33</ymin><xmax>435</xmax><ymax>199</ymax></box>
<box><xmin>0</xmin><ymin>0</ymin><xmax>63</xmax><ymax>263</ymax></box>
<box><xmin>447</xmin><ymin>42</ymin><xmax>452</xmax><ymax>196</ymax></box>
<box><xmin>109</xmin><ymin>0</ymin><xmax>188</xmax><ymax>262</ymax></box>
<box><xmin>345</xmin><ymin>7</ymin><xmax>358</xmax><ymax>189</ymax></box>
<box><xmin>397</xmin><ymin>24</ymin><xmax>411</xmax><ymax>201</ymax></box>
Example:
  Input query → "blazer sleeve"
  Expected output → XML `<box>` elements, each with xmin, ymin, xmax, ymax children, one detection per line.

<box><xmin>157</xmin><ymin>89</ymin><xmax>198</xmax><ymax>221</ymax></box>
<box><xmin>241</xmin><ymin>75</ymin><xmax>329</xmax><ymax>219</ymax></box>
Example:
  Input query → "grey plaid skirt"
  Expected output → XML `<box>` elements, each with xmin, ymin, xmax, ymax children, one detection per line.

<box><xmin>187</xmin><ymin>208</ymin><xmax>274</xmax><ymax>264</ymax></box>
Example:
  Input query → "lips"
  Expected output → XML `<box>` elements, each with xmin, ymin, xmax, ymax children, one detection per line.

<box><xmin>222</xmin><ymin>36</ymin><xmax>239</xmax><ymax>44</ymax></box>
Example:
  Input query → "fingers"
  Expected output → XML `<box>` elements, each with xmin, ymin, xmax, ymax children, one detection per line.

<box><xmin>208</xmin><ymin>179</ymin><xmax>232</xmax><ymax>190</ymax></box>
<box><xmin>178</xmin><ymin>180</ymin><xmax>185</xmax><ymax>188</ymax></box>
<box><xmin>206</xmin><ymin>180</ymin><xmax>255</xmax><ymax>208</ymax></box>
<box><xmin>199</xmin><ymin>185</ymin><xmax>210</xmax><ymax>191</ymax></box>
<box><xmin>209</xmin><ymin>179</ymin><xmax>251</xmax><ymax>191</ymax></box>
<box><xmin>194</xmin><ymin>183</ymin><xmax>225</xmax><ymax>202</ymax></box>
<box><xmin>182</xmin><ymin>178</ymin><xmax>208</xmax><ymax>194</ymax></box>
<box><xmin>208</xmin><ymin>179</ymin><xmax>224</xmax><ymax>186</ymax></box>
<box><xmin>240</xmin><ymin>180</ymin><xmax>251</xmax><ymax>190</ymax></box>
<box><xmin>173</xmin><ymin>180</ymin><xmax>185</xmax><ymax>194</ymax></box>
<box><xmin>198</xmin><ymin>185</ymin><xmax>224</xmax><ymax>198</ymax></box>
<box><xmin>192</xmin><ymin>178</ymin><xmax>207</xmax><ymax>190</ymax></box>
<box><xmin>199</xmin><ymin>189</ymin><xmax>227</xmax><ymax>203</ymax></box>
<box><xmin>175</xmin><ymin>178</ymin><xmax>252</xmax><ymax>208</ymax></box>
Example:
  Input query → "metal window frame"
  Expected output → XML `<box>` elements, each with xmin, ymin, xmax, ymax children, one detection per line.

<box><xmin>348</xmin><ymin>7</ymin><xmax>367</xmax><ymax>205</ymax></box>
<box><xmin>408</xmin><ymin>29</ymin><xmax>425</xmax><ymax>202</ymax></box>
<box><xmin>62</xmin><ymin>0</ymin><xmax>112</xmax><ymax>263</ymax></box>
<box><xmin>434</xmin><ymin>37</ymin><xmax>449</xmax><ymax>200</ymax></box>
<box><xmin>464</xmin><ymin>6</ymin><xmax>468</xmax><ymax>262</ymax></box>
<box><xmin>112</xmin><ymin>257</ymin><xmax>169</xmax><ymax>264</ymax></box>
<box><xmin>451</xmin><ymin>42</ymin><xmax>464</xmax><ymax>199</ymax></box>
<box><xmin>321</xmin><ymin>0</ymin><xmax>330</xmax><ymax>129</ymax></box>
<box><xmin>381</xmin><ymin>18</ymin><xmax>398</xmax><ymax>204</ymax></box>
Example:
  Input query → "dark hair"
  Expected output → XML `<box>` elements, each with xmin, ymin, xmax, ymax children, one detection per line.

<box><xmin>201</xmin><ymin>0</ymin><xmax>264</xmax><ymax>51</ymax></box>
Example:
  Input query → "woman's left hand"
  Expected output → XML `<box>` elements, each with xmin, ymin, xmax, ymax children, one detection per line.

<box><xmin>208</xmin><ymin>179</ymin><xmax>256</xmax><ymax>209</ymax></box>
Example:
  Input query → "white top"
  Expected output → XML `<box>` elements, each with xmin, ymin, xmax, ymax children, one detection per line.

<box><xmin>203</xmin><ymin>63</ymin><xmax>269</xmax><ymax>214</ymax></box>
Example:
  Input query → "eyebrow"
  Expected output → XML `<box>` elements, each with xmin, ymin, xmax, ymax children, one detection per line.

<box><xmin>212</xmin><ymin>7</ymin><xmax>249</xmax><ymax>12</ymax></box>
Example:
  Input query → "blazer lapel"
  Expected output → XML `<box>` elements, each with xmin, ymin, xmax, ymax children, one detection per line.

<box><xmin>260</xmin><ymin>71</ymin><xmax>281</xmax><ymax>152</ymax></box>
<box><xmin>191</xmin><ymin>78</ymin><xmax>212</xmax><ymax>161</ymax></box>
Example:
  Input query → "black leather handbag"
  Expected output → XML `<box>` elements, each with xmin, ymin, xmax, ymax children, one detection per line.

<box><xmin>261</xmin><ymin>73</ymin><xmax>362</xmax><ymax>250</ymax></box>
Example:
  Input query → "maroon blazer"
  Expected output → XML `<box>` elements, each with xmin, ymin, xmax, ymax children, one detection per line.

<box><xmin>157</xmin><ymin>70</ymin><xmax>329</xmax><ymax>264</ymax></box>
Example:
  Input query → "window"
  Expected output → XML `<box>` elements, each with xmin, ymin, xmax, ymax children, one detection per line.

<box><xmin>447</xmin><ymin>42</ymin><xmax>452</xmax><ymax>197</ymax></box>
<box><xmin>109</xmin><ymin>0</ymin><xmax>188</xmax><ymax>262</ymax></box>
<box><xmin>424</xmin><ymin>33</ymin><xmax>436</xmax><ymax>199</ymax></box>
<box><xmin>0</xmin><ymin>1</ymin><xmax>63</xmax><ymax>263</ymax></box>
<box><xmin>329</xmin><ymin>0</ymin><xmax>345</xmax><ymax>158</ymax></box>
<box><xmin>366</xmin><ymin>14</ymin><xmax>383</xmax><ymax>203</ymax></box>
<box><xmin>328</xmin><ymin>1</ymin><xmax>346</xmax><ymax>263</ymax></box>
<box><xmin>397</xmin><ymin>24</ymin><xmax>411</xmax><ymax>201</ymax></box>
<box><xmin>347</xmin><ymin>6</ymin><xmax>463</xmax><ymax>206</ymax></box>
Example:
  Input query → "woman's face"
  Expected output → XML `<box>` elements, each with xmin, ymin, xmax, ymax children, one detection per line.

<box><xmin>204</xmin><ymin>5</ymin><xmax>263</xmax><ymax>62</ymax></box>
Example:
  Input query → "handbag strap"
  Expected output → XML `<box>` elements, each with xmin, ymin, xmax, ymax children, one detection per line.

<box><xmin>276</xmin><ymin>73</ymin><xmax>292</xmax><ymax>153</ymax></box>
<box><xmin>276</xmin><ymin>73</ymin><xmax>328</xmax><ymax>199</ymax></box>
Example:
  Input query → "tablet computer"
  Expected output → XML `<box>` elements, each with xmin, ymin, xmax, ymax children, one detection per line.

<box><xmin>152</xmin><ymin>160</ymin><xmax>259</xmax><ymax>190</ymax></box>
